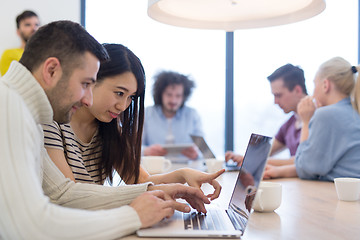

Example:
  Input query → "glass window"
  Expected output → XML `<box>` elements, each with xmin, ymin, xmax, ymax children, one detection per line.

<box><xmin>233</xmin><ymin>0</ymin><xmax>358</xmax><ymax>156</ymax></box>
<box><xmin>86</xmin><ymin>0</ymin><xmax>225</xmax><ymax>157</ymax></box>
<box><xmin>86</xmin><ymin>0</ymin><xmax>358</xmax><ymax>159</ymax></box>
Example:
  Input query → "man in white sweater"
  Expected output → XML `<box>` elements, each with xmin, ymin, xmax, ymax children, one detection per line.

<box><xmin>0</xmin><ymin>20</ymin><xmax>210</xmax><ymax>239</ymax></box>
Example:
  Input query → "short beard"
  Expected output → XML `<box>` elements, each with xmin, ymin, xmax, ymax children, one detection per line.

<box><xmin>46</xmin><ymin>75</ymin><xmax>73</xmax><ymax>124</ymax></box>
<box><xmin>162</xmin><ymin>105</ymin><xmax>178</xmax><ymax>116</ymax></box>
<box><xmin>20</xmin><ymin>31</ymin><xmax>34</xmax><ymax>43</ymax></box>
<box><xmin>20</xmin><ymin>32</ymin><xmax>28</xmax><ymax>42</ymax></box>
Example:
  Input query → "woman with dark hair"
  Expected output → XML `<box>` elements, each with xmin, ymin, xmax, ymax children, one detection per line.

<box><xmin>43</xmin><ymin>43</ymin><xmax>223</xmax><ymax>199</ymax></box>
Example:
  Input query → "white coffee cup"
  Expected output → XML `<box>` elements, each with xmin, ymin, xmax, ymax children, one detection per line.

<box><xmin>141</xmin><ymin>156</ymin><xmax>172</xmax><ymax>174</ymax></box>
<box><xmin>205</xmin><ymin>158</ymin><xmax>224</xmax><ymax>173</ymax></box>
<box><xmin>252</xmin><ymin>181</ymin><xmax>282</xmax><ymax>212</ymax></box>
<box><xmin>334</xmin><ymin>177</ymin><xmax>360</xmax><ymax>201</ymax></box>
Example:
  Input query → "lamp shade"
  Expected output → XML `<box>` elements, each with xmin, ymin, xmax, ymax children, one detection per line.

<box><xmin>148</xmin><ymin>0</ymin><xmax>326</xmax><ymax>31</ymax></box>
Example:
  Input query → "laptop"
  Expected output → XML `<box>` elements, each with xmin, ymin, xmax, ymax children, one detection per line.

<box><xmin>137</xmin><ymin>133</ymin><xmax>272</xmax><ymax>238</ymax></box>
<box><xmin>190</xmin><ymin>135</ymin><xmax>240</xmax><ymax>171</ymax></box>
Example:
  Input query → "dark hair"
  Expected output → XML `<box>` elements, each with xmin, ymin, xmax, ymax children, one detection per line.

<box><xmin>153</xmin><ymin>71</ymin><xmax>195</xmax><ymax>107</ymax></box>
<box><xmin>16</xmin><ymin>10</ymin><xmax>38</xmax><ymax>29</ymax></box>
<box><xmin>267</xmin><ymin>64</ymin><xmax>308</xmax><ymax>95</ymax></box>
<box><xmin>19</xmin><ymin>20</ymin><xmax>109</xmax><ymax>75</ymax></box>
<box><xmin>97</xmin><ymin>44</ymin><xmax>145</xmax><ymax>184</ymax></box>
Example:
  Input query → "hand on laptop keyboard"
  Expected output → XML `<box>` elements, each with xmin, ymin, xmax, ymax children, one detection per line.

<box><xmin>183</xmin><ymin>209</ymin><xmax>225</xmax><ymax>230</ymax></box>
<box><xmin>148</xmin><ymin>183</ymin><xmax>211</xmax><ymax>213</ymax></box>
<box><xmin>130</xmin><ymin>190</ymin><xmax>179</xmax><ymax>228</ymax></box>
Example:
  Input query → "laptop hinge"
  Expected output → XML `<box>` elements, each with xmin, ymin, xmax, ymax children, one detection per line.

<box><xmin>226</xmin><ymin>208</ymin><xmax>246</xmax><ymax>233</ymax></box>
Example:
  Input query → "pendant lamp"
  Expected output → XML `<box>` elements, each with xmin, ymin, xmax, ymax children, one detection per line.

<box><xmin>148</xmin><ymin>0</ymin><xmax>326</xmax><ymax>31</ymax></box>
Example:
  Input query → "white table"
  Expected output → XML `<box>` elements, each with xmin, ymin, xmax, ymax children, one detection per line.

<box><xmin>124</xmin><ymin>162</ymin><xmax>360</xmax><ymax>240</ymax></box>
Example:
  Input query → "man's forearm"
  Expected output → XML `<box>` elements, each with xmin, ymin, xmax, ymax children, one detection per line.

<box><xmin>42</xmin><ymin>155</ymin><xmax>150</xmax><ymax>210</ymax></box>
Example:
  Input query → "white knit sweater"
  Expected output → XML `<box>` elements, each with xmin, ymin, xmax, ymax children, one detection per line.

<box><xmin>0</xmin><ymin>62</ymin><xmax>149</xmax><ymax>239</ymax></box>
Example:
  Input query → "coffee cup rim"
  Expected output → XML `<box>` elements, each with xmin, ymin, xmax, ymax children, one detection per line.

<box><xmin>259</xmin><ymin>181</ymin><xmax>282</xmax><ymax>188</ymax></box>
<box><xmin>334</xmin><ymin>177</ymin><xmax>360</xmax><ymax>183</ymax></box>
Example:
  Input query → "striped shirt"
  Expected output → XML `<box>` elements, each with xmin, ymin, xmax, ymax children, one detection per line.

<box><xmin>42</xmin><ymin>122</ymin><xmax>106</xmax><ymax>184</ymax></box>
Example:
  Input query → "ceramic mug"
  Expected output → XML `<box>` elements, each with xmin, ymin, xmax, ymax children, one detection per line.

<box><xmin>252</xmin><ymin>181</ymin><xmax>282</xmax><ymax>212</ymax></box>
<box><xmin>205</xmin><ymin>158</ymin><xmax>224</xmax><ymax>173</ymax></box>
<box><xmin>141</xmin><ymin>156</ymin><xmax>172</xmax><ymax>174</ymax></box>
<box><xmin>334</xmin><ymin>177</ymin><xmax>360</xmax><ymax>201</ymax></box>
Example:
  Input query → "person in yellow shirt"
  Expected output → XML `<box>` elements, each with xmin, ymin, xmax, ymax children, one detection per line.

<box><xmin>0</xmin><ymin>10</ymin><xmax>40</xmax><ymax>76</ymax></box>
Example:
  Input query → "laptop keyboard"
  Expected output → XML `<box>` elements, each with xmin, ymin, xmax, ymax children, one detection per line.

<box><xmin>183</xmin><ymin>209</ymin><xmax>226</xmax><ymax>231</ymax></box>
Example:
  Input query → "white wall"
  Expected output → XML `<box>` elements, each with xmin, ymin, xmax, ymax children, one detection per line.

<box><xmin>0</xmin><ymin>0</ymin><xmax>81</xmax><ymax>57</ymax></box>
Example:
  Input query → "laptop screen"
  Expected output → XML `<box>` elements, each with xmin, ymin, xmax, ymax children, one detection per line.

<box><xmin>227</xmin><ymin>133</ymin><xmax>272</xmax><ymax>229</ymax></box>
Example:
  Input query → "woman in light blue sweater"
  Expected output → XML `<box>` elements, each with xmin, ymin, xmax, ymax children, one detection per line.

<box><xmin>264</xmin><ymin>57</ymin><xmax>360</xmax><ymax>181</ymax></box>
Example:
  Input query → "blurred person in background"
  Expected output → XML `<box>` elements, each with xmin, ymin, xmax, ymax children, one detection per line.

<box><xmin>263</xmin><ymin>57</ymin><xmax>360</xmax><ymax>181</ymax></box>
<box><xmin>142</xmin><ymin>70</ymin><xmax>203</xmax><ymax>161</ymax></box>
<box><xmin>226</xmin><ymin>64</ymin><xmax>307</xmax><ymax>167</ymax></box>
<box><xmin>0</xmin><ymin>10</ymin><xmax>40</xmax><ymax>75</ymax></box>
